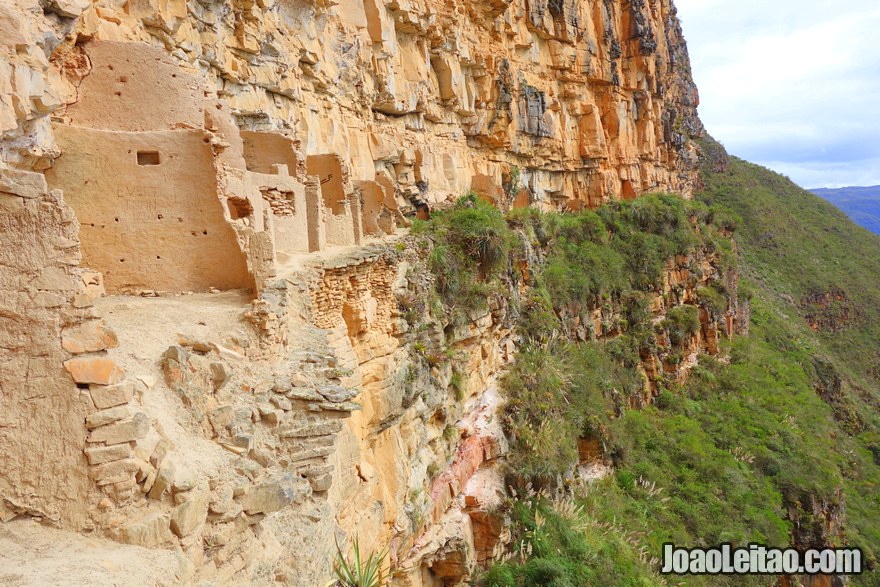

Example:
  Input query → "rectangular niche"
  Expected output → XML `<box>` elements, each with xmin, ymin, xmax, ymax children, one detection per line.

<box><xmin>136</xmin><ymin>150</ymin><xmax>161</xmax><ymax>166</ymax></box>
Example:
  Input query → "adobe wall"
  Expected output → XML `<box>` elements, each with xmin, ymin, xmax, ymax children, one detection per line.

<box><xmin>48</xmin><ymin>39</ymin><xmax>369</xmax><ymax>278</ymax></box>
<box><xmin>357</xmin><ymin>180</ymin><xmax>388</xmax><ymax>236</ymax></box>
<box><xmin>46</xmin><ymin>125</ymin><xmax>253</xmax><ymax>293</ymax></box>
<box><xmin>0</xmin><ymin>176</ymin><xmax>95</xmax><ymax>530</ymax></box>
<box><xmin>308</xmin><ymin>154</ymin><xmax>362</xmax><ymax>247</ymax></box>
<box><xmin>307</xmin><ymin>154</ymin><xmax>348</xmax><ymax>216</ymax></box>
<box><xmin>63</xmin><ymin>41</ymin><xmax>206</xmax><ymax>133</ymax></box>
<box><xmin>241</xmin><ymin>131</ymin><xmax>306</xmax><ymax>179</ymax></box>
<box><xmin>225</xmin><ymin>164</ymin><xmax>311</xmax><ymax>254</ymax></box>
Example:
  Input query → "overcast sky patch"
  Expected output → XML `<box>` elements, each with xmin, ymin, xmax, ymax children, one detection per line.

<box><xmin>675</xmin><ymin>0</ymin><xmax>880</xmax><ymax>188</ymax></box>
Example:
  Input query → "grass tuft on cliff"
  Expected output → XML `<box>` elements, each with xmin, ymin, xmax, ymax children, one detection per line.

<box><xmin>413</xmin><ymin>193</ymin><xmax>518</xmax><ymax>323</ymax></box>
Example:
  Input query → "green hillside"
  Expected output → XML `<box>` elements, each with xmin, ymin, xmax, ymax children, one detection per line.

<box><xmin>699</xmin><ymin>138</ymin><xmax>880</xmax><ymax>423</ymax></box>
<box><xmin>469</xmin><ymin>138</ymin><xmax>880</xmax><ymax>586</ymax></box>
<box><xmin>693</xmin><ymin>138</ymin><xmax>880</xmax><ymax>581</ymax></box>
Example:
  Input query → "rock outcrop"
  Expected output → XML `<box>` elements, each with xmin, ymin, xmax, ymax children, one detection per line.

<box><xmin>0</xmin><ymin>0</ymin><xmax>706</xmax><ymax>584</ymax></box>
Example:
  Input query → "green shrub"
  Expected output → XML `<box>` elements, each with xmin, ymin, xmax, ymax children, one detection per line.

<box><xmin>606</xmin><ymin>335</ymin><xmax>641</xmax><ymax>369</ymax></box>
<box><xmin>707</xmin><ymin>204</ymin><xmax>741</xmax><ymax>232</ymax></box>
<box><xmin>545</xmin><ymin>209</ymin><xmax>608</xmax><ymax>243</ymax></box>
<box><xmin>502</xmin><ymin>342</ymin><xmax>643</xmax><ymax>482</ymax></box>
<box><xmin>629</xmin><ymin>193</ymin><xmax>687</xmax><ymax>235</ymax></box>
<box><xmin>417</xmin><ymin>194</ymin><xmax>522</xmax><ymax>321</ymax></box>
<box><xmin>450</xmin><ymin>370</ymin><xmax>465</xmax><ymax>401</ymax></box>
<box><xmin>502</xmin><ymin>348</ymin><xmax>580</xmax><ymax>479</ymax></box>
<box><xmin>334</xmin><ymin>537</ymin><xmax>388</xmax><ymax>587</ymax></box>
<box><xmin>662</xmin><ymin>305</ymin><xmax>701</xmax><ymax>346</ymax></box>
<box><xmin>483</xmin><ymin>495</ymin><xmax>659</xmax><ymax>586</ymax></box>
<box><xmin>517</xmin><ymin>289</ymin><xmax>560</xmax><ymax>345</ymax></box>
<box><xmin>697</xmin><ymin>284</ymin><xmax>728</xmax><ymax>317</ymax></box>
<box><xmin>444</xmin><ymin>193</ymin><xmax>514</xmax><ymax>274</ymax></box>
<box><xmin>483</xmin><ymin>564</ymin><xmax>516</xmax><ymax>587</ymax></box>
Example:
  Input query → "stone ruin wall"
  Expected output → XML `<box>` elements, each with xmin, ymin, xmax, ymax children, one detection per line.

<box><xmin>0</xmin><ymin>0</ymin><xmax>704</xmax><ymax>583</ymax></box>
<box><xmin>305</xmin><ymin>249</ymin><xmax>516</xmax><ymax>584</ymax></box>
<box><xmin>42</xmin><ymin>38</ymin><xmax>398</xmax><ymax>295</ymax></box>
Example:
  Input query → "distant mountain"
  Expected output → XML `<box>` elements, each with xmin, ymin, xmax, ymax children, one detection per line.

<box><xmin>810</xmin><ymin>185</ymin><xmax>880</xmax><ymax>235</ymax></box>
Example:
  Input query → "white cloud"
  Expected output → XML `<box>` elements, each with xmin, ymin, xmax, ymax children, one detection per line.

<box><xmin>675</xmin><ymin>0</ymin><xmax>880</xmax><ymax>187</ymax></box>
<box><xmin>760</xmin><ymin>159</ymin><xmax>880</xmax><ymax>189</ymax></box>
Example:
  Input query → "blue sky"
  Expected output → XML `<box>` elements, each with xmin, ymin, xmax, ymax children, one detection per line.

<box><xmin>675</xmin><ymin>0</ymin><xmax>880</xmax><ymax>188</ymax></box>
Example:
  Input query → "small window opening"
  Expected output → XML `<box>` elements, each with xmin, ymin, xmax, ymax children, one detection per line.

<box><xmin>227</xmin><ymin>197</ymin><xmax>253</xmax><ymax>220</ymax></box>
<box><xmin>137</xmin><ymin>151</ymin><xmax>161</xmax><ymax>166</ymax></box>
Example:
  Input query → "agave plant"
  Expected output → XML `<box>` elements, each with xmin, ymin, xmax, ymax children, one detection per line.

<box><xmin>334</xmin><ymin>536</ymin><xmax>389</xmax><ymax>587</ymax></box>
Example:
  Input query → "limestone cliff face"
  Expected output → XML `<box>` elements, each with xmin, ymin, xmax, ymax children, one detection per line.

<box><xmin>2</xmin><ymin>0</ymin><xmax>701</xmax><ymax>208</ymax></box>
<box><xmin>0</xmin><ymin>0</ymin><xmax>705</xmax><ymax>584</ymax></box>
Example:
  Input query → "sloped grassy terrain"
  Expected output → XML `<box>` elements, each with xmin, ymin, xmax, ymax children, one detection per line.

<box><xmin>428</xmin><ymin>141</ymin><xmax>880</xmax><ymax>586</ymax></box>
<box><xmin>694</xmin><ymin>140</ymin><xmax>880</xmax><ymax>576</ymax></box>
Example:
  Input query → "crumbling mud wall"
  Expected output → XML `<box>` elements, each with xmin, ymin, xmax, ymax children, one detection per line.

<box><xmin>0</xmin><ymin>183</ymin><xmax>96</xmax><ymax>529</ymax></box>
<box><xmin>39</xmin><ymin>38</ymin><xmax>391</xmax><ymax>295</ymax></box>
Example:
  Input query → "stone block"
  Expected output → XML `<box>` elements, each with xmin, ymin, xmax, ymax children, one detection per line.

<box><xmin>177</xmin><ymin>334</ymin><xmax>213</xmax><ymax>353</ymax></box>
<box><xmin>269</xmin><ymin>394</ymin><xmax>291</xmax><ymax>411</ymax></box>
<box><xmin>286</xmin><ymin>387</ymin><xmax>324</xmax><ymax>402</ymax></box>
<box><xmin>208</xmin><ymin>405</ymin><xmax>234</xmax><ymax>434</ymax></box>
<box><xmin>308</xmin><ymin>473</ymin><xmax>332</xmax><ymax>493</ymax></box>
<box><xmin>62</xmin><ymin>321</ymin><xmax>118</xmax><ymax>354</ymax></box>
<box><xmin>133</xmin><ymin>458</ymin><xmax>155</xmax><ymax>483</ymax></box>
<box><xmin>64</xmin><ymin>357</ymin><xmax>126</xmax><ymax>385</ymax></box>
<box><xmin>142</xmin><ymin>469</ymin><xmax>158</xmax><ymax>494</ymax></box>
<box><xmin>276</xmin><ymin>420</ymin><xmax>342</xmax><ymax>438</ymax></box>
<box><xmin>84</xmin><ymin>443</ymin><xmax>132</xmax><ymax>465</ymax></box>
<box><xmin>172</xmin><ymin>465</ymin><xmax>197</xmax><ymax>492</ymax></box>
<box><xmin>47</xmin><ymin>0</ymin><xmax>91</xmax><ymax>17</ymax></box>
<box><xmin>271</xmin><ymin>377</ymin><xmax>292</xmax><ymax>393</ymax></box>
<box><xmin>148</xmin><ymin>461</ymin><xmax>176</xmax><ymax>500</ymax></box>
<box><xmin>114</xmin><ymin>512</ymin><xmax>174</xmax><ymax>547</ymax></box>
<box><xmin>241</xmin><ymin>473</ymin><xmax>309</xmax><ymax>514</ymax></box>
<box><xmin>290</xmin><ymin>372</ymin><xmax>311</xmax><ymax>387</ymax></box>
<box><xmin>0</xmin><ymin>164</ymin><xmax>48</xmax><ymax>199</ymax></box>
<box><xmin>150</xmin><ymin>438</ymin><xmax>171</xmax><ymax>468</ymax></box>
<box><xmin>85</xmin><ymin>404</ymin><xmax>133</xmax><ymax>429</ymax></box>
<box><xmin>89</xmin><ymin>458</ymin><xmax>140</xmax><ymax>483</ymax></box>
<box><xmin>317</xmin><ymin>400</ymin><xmax>361</xmax><ymax>412</ymax></box>
<box><xmin>170</xmin><ymin>491</ymin><xmax>209</xmax><ymax>537</ymax></box>
<box><xmin>210</xmin><ymin>361</ymin><xmax>231</xmax><ymax>390</ymax></box>
<box><xmin>87</xmin><ymin>412</ymin><xmax>150</xmax><ymax>444</ymax></box>
<box><xmin>90</xmin><ymin>381</ymin><xmax>135</xmax><ymax>409</ymax></box>
<box><xmin>259</xmin><ymin>409</ymin><xmax>280</xmax><ymax>426</ymax></box>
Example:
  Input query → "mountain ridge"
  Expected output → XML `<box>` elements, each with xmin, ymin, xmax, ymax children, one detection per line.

<box><xmin>810</xmin><ymin>185</ymin><xmax>880</xmax><ymax>235</ymax></box>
